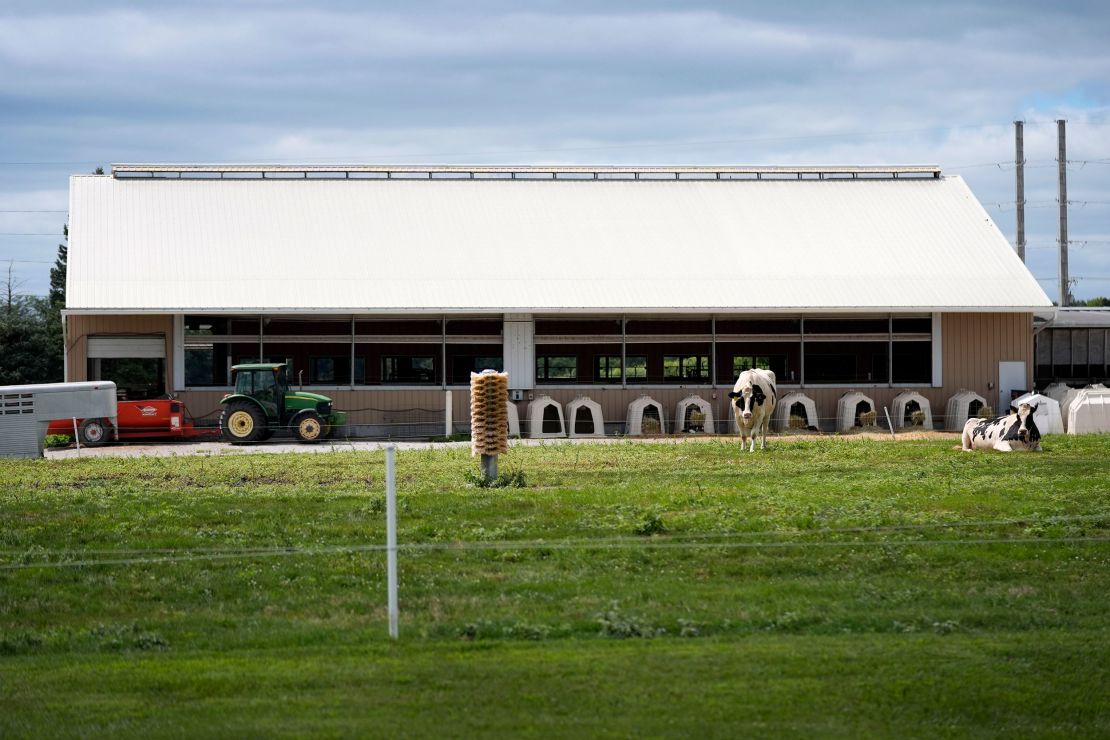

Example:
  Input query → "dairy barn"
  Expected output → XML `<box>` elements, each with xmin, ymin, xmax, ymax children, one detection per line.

<box><xmin>61</xmin><ymin>163</ymin><xmax>1054</xmax><ymax>439</ymax></box>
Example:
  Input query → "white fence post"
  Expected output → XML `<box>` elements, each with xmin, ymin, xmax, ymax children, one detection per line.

<box><xmin>385</xmin><ymin>444</ymin><xmax>399</xmax><ymax>639</ymax></box>
<box><xmin>72</xmin><ymin>417</ymin><xmax>80</xmax><ymax>455</ymax></box>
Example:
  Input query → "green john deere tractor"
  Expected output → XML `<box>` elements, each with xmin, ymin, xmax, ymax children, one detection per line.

<box><xmin>218</xmin><ymin>363</ymin><xmax>347</xmax><ymax>443</ymax></box>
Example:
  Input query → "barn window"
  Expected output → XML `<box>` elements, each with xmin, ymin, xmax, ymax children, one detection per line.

<box><xmin>805</xmin><ymin>342</ymin><xmax>889</xmax><ymax>383</ymax></box>
<box><xmin>184</xmin><ymin>315</ymin><xmax>258</xmax><ymax>387</ymax></box>
<box><xmin>732</xmin><ymin>355</ymin><xmax>772</xmax><ymax>375</ymax></box>
<box><xmin>448</xmin><ymin>351</ymin><xmax>503</xmax><ymax>384</ymax></box>
<box><xmin>663</xmin><ymin>355</ymin><xmax>709</xmax><ymax>382</ymax></box>
<box><xmin>595</xmin><ymin>355</ymin><xmax>622</xmax><ymax>382</ymax></box>
<box><xmin>536</xmin><ymin>355</ymin><xmax>577</xmax><ymax>382</ymax></box>
<box><xmin>306</xmin><ymin>356</ymin><xmax>365</xmax><ymax>385</ymax></box>
<box><xmin>625</xmin><ymin>356</ymin><xmax>648</xmax><ymax>382</ymax></box>
<box><xmin>892</xmin><ymin>342</ymin><xmax>931</xmax><ymax>383</ymax></box>
<box><xmin>382</xmin><ymin>356</ymin><xmax>436</xmax><ymax>384</ymax></box>
<box><xmin>594</xmin><ymin>354</ymin><xmax>647</xmax><ymax>383</ymax></box>
<box><xmin>310</xmin><ymin>357</ymin><xmax>336</xmax><ymax>383</ymax></box>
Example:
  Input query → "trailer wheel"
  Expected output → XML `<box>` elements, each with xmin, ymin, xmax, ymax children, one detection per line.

<box><xmin>78</xmin><ymin>418</ymin><xmax>109</xmax><ymax>447</ymax></box>
<box><xmin>293</xmin><ymin>411</ymin><xmax>324</xmax><ymax>443</ymax></box>
<box><xmin>220</xmin><ymin>402</ymin><xmax>265</xmax><ymax>443</ymax></box>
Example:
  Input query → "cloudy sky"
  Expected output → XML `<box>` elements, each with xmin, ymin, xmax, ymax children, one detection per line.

<box><xmin>2</xmin><ymin>0</ymin><xmax>1109</xmax><ymax>300</ymax></box>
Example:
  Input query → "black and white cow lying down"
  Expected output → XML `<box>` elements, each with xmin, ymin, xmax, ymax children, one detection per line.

<box><xmin>728</xmin><ymin>368</ymin><xmax>777</xmax><ymax>452</ymax></box>
<box><xmin>961</xmin><ymin>403</ymin><xmax>1042</xmax><ymax>452</ymax></box>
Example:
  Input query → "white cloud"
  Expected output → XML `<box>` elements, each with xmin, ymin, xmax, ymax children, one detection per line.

<box><xmin>1</xmin><ymin>1</ymin><xmax>1109</xmax><ymax>298</ymax></box>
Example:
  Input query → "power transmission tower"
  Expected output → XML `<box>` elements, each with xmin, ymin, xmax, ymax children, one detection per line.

<box><xmin>1056</xmin><ymin>119</ymin><xmax>1069</xmax><ymax>306</ymax></box>
<box><xmin>1014</xmin><ymin>120</ymin><xmax>1025</xmax><ymax>262</ymax></box>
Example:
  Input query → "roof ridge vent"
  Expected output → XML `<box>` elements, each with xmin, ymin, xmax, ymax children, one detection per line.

<box><xmin>110</xmin><ymin>163</ymin><xmax>942</xmax><ymax>181</ymax></box>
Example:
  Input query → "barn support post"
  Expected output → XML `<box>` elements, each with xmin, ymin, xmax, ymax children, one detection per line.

<box><xmin>444</xmin><ymin>390</ymin><xmax>452</xmax><ymax>437</ymax></box>
<box><xmin>441</xmin><ymin>314</ymin><xmax>447</xmax><ymax>391</ymax></box>
<box><xmin>621</xmin><ymin>317</ymin><xmax>627</xmax><ymax>390</ymax></box>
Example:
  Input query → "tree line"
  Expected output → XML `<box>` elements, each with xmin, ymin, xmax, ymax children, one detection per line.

<box><xmin>0</xmin><ymin>233</ymin><xmax>67</xmax><ymax>385</ymax></box>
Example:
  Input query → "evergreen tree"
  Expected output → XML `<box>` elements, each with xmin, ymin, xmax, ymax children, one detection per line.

<box><xmin>49</xmin><ymin>226</ymin><xmax>67</xmax><ymax>309</ymax></box>
<box><xmin>0</xmin><ymin>266</ymin><xmax>54</xmax><ymax>384</ymax></box>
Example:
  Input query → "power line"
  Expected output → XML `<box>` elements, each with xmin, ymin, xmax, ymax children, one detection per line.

<box><xmin>1036</xmin><ymin>276</ymin><xmax>1110</xmax><ymax>283</ymax></box>
<box><xmin>0</xmin><ymin>122</ymin><xmax>1093</xmax><ymax>168</ymax></box>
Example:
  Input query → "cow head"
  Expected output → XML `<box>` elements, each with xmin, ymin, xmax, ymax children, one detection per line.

<box><xmin>1012</xmin><ymin>402</ymin><xmax>1040</xmax><ymax>443</ymax></box>
<box><xmin>728</xmin><ymin>383</ymin><xmax>766</xmax><ymax>421</ymax></box>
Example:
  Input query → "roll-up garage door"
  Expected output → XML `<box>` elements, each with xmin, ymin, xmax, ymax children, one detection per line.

<box><xmin>87</xmin><ymin>336</ymin><xmax>166</xmax><ymax>359</ymax></box>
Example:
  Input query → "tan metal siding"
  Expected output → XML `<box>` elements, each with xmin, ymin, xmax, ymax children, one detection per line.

<box><xmin>96</xmin><ymin>311</ymin><xmax>1034</xmax><ymax>433</ymax></box>
<box><xmin>942</xmin><ymin>312</ymin><xmax>1033</xmax><ymax>403</ymax></box>
<box><xmin>66</xmin><ymin>314</ymin><xmax>174</xmax><ymax>386</ymax></box>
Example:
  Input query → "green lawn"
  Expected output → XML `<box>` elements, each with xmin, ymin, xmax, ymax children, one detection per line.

<box><xmin>2</xmin><ymin>437</ymin><xmax>1109</xmax><ymax>737</ymax></box>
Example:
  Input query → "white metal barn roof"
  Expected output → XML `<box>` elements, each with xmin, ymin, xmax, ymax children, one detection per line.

<box><xmin>65</xmin><ymin>164</ymin><xmax>1052</xmax><ymax>314</ymax></box>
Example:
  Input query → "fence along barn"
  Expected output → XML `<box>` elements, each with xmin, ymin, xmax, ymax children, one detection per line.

<box><xmin>62</xmin><ymin>164</ymin><xmax>1052</xmax><ymax>436</ymax></box>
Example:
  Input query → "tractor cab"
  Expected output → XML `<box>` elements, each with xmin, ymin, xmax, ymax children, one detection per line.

<box><xmin>218</xmin><ymin>363</ymin><xmax>347</xmax><ymax>443</ymax></box>
<box><xmin>232</xmin><ymin>364</ymin><xmax>286</xmax><ymax>420</ymax></box>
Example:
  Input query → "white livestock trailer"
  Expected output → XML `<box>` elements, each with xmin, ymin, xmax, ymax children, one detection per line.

<box><xmin>0</xmin><ymin>381</ymin><xmax>118</xmax><ymax>458</ymax></box>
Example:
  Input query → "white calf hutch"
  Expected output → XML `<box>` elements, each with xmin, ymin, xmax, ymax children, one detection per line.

<box><xmin>891</xmin><ymin>391</ymin><xmax>934</xmax><ymax>430</ymax></box>
<box><xmin>836</xmin><ymin>392</ymin><xmax>876</xmax><ymax>432</ymax></box>
<box><xmin>1058</xmin><ymin>385</ymin><xmax>1106</xmax><ymax>431</ymax></box>
<box><xmin>526</xmin><ymin>396</ymin><xmax>565</xmax><ymax>439</ymax></box>
<box><xmin>506</xmin><ymin>401</ymin><xmax>521</xmax><ymax>438</ymax></box>
<box><xmin>674</xmin><ymin>395</ymin><xmax>714</xmax><ymax>434</ymax></box>
<box><xmin>566</xmin><ymin>396</ymin><xmax>605</xmax><ymax>438</ymax></box>
<box><xmin>1009</xmin><ymin>392</ymin><xmax>1064</xmax><ymax>435</ymax></box>
<box><xmin>626</xmin><ymin>396</ymin><xmax>666</xmax><ymax>436</ymax></box>
<box><xmin>1065</xmin><ymin>388</ymin><xmax>1110</xmax><ymax>435</ymax></box>
<box><xmin>946</xmin><ymin>390</ymin><xmax>988</xmax><ymax>431</ymax></box>
<box><xmin>773</xmin><ymin>392</ymin><xmax>819</xmax><ymax>432</ymax></box>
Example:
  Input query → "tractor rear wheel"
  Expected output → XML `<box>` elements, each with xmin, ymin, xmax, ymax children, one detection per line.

<box><xmin>293</xmin><ymin>410</ymin><xmax>325</xmax><ymax>443</ymax></box>
<box><xmin>78</xmin><ymin>418</ymin><xmax>110</xmax><ymax>447</ymax></box>
<box><xmin>220</xmin><ymin>402</ymin><xmax>265</xmax><ymax>443</ymax></box>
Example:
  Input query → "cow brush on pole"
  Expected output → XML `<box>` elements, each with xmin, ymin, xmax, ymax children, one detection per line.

<box><xmin>470</xmin><ymin>370</ymin><xmax>509</xmax><ymax>482</ymax></box>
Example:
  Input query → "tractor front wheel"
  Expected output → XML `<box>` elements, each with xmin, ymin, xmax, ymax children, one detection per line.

<box><xmin>220</xmin><ymin>402</ymin><xmax>265</xmax><ymax>443</ymax></box>
<box><xmin>293</xmin><ymin>411</ymin><xmax>325</xmax><ymax>443</ymax></box>
<box><xmin>78</xmin><ymin>418</ymin><xmax>110</xmax><ymax>447</ymax></box>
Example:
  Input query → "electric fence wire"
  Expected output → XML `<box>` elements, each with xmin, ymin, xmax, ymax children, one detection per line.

<box><xmin>3</xmin><ymin>534</ymin><xmax>1108</xmax><ymax>572</ymax></box>
<box><xmin>3</xmin><ymin>512</ymin><xmax>1107</xmax><ymax>560</ymax></box>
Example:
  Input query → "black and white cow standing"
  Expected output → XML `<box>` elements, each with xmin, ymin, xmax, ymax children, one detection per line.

<box><xmin>961</xmin><ymin>403</ymin><xmax>1042</xmax><ymax>452</ymax></box>
<box><xmin>728</xmin><ymin>369</ymin><xmax>777</xmax><ymax>452</ymax></box>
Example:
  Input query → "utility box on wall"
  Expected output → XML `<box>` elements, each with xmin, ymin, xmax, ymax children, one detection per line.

<box><xmin>0</xmin><ymin>381</ymin><xmax>118</xmax><ymax>458</ymax></box>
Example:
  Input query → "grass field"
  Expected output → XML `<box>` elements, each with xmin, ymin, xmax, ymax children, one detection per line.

<box><xmin>2</xmin><ymin>436</ymin><xmax>1109</xmax><ymax>737</ymax></box>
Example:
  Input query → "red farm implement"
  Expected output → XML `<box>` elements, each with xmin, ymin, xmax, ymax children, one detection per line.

<box><xmin>46</xmin><ymin>399</ymin><xmax>220</xmax><ymax>447</ymax></box>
